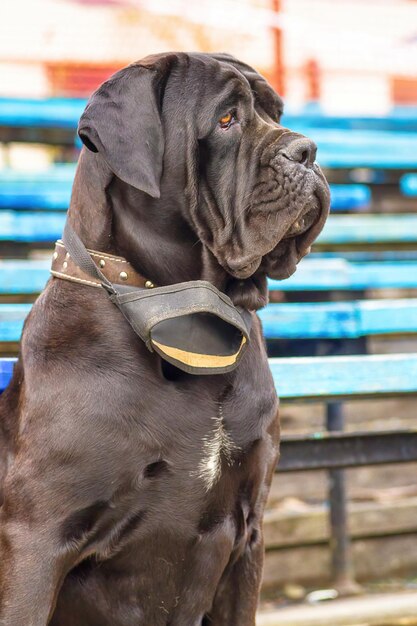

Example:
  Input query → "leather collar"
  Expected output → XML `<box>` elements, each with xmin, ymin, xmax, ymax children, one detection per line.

<box><xmin>50</xmin><ymin>240</ymin><xmax>154</xmax><ymax>290</ymax></box>
<box><xmin>50</xmin><ymin>224</ymin><xmax>251</xmax><ymax>375</ymax></box>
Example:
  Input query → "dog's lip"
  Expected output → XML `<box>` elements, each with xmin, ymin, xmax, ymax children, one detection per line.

<box><xmin>282</xmin><ymin>204</ymin><xmax>319</xmax><ymax>240</ymax></box>
<box><xmin>224</xmin><ymin>211</ymin><xmax>312</xmax><ymax>279</ymax></box>
<box><xmin>283</xmin><ymin>216</ymin><xmax>309</xmax><ymax>239</ymax></box>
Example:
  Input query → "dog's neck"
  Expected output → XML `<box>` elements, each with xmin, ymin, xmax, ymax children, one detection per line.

<box><xmin>68</xmin><ymin>151</ymin><xmax>215</xmax><ymax>287</ymax></box>
<box><xmin>67</xmin><ymin>151</ymin><xmax>114</xmax><ymax>251</ymax></box>
<box><xmin>67</xmin><ymin>151</ymin><xmax>267</xmax><ymax>310</ymax></box>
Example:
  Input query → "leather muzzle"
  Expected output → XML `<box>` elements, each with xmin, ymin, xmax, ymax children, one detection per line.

<box><xmin>52</xmin><ymin>222</ymin><xmax>251</xmax><ymax>375</ymax></box>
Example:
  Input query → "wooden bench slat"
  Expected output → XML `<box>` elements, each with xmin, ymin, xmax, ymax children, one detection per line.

<box><xmin>0</xmin><ymin>211</ymin><xmax>65</xmax><ymax>242</ymax></box>
<box><xmin>2</xmin><ymin>354</ymin><xmax>417</xmax><ymax>399</ymax></box>
<box><xmin>0</xmin><ymin>166</ymin><xmax>74</xmax><ymax>210</ymax></box>
<box><xmin>279</xmin><ymin>430</ymin><xmax>417</xmax><ymax>471</ymax></box>
<box><xmin>2</xmin><ymin>257</ymin><xmax>417</xmax><ymax>294</ymax></box>
<box><xmin>269</xmin><ymin>258</ymin><xmax>417</xmax><ymax>290</ymax></box>
<box><xmin>312</xmin><ymin>250</ymin><xmax>417</xmax><ymax>261</ymax></box>
<box><xmin>0</xmin><ymin>304</ymin><xmax>31</xmax><ymax>341</ymax></box>
<box><xmin>282</xmin><ymin>109</ymin><xmax>417</xmax><ymax>132</ymax></box>
<box><xmin>260</xmin><ymin>299</ymin><xmax>417</xmax><ymax>339</ymax></box>
<box><xmin>318</xmin><ymin>214</ymin><xmax>417</xmax><ymax>245</ymax></box>
<box><xmin>283</xmin><ymin>126</ymin><xmax>417</xmax><ymax>169</ymax></box>
<box><xmin>2</xmin><ymin>213</ymin><xmax>417</xmax><ymax>246</ymax></box>
<box><xmin>3</xmin><ymin>299</ymin><xmax>417</xmax><ymax>343</ymax></box>
<box><xmin>0</xmin><ymin>260</ymin><xmax>50</xmax><ymax>293</ymax></box>
<box><xmin>0</xmin><ymin>97</ymin><xmax>84</xmax><ymax>128</ymax></box>
<box><xmin>270</xmin><ymin>353</ymin><xmax>417</xmax><ymax>400</ymax></box>
<box><xmin>329</xmin><ymin>184</ymin><xmax>371</xmax><ymax>211</ymax></box>
<box><xmin>2</xmin><ymin>98</ymin><xmax>416</xmax><ymax>132</ymax></box>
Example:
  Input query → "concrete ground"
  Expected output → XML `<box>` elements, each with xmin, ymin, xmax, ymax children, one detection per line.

<box><xmin>257</xmin><ymin>591</ymin><xmax>417</xmax><ymax>626</ymax></box>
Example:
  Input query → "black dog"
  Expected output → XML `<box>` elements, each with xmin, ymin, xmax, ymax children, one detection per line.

<box><xmin>0</xmin><ymin>52</ymin><xmax>330</xmax><ymax>625</ymax></box>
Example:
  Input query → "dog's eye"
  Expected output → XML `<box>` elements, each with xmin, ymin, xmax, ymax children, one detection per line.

<box><xmin>219</xmin><ymin>111</ymin><xmax>237</xmax><ymax>129</ymax></box>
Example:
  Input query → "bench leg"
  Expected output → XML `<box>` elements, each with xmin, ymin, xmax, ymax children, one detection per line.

<box><xmin>326</xmin><ymin>401</ymin><xmax>361</xmax><ymax>595</ymax></box>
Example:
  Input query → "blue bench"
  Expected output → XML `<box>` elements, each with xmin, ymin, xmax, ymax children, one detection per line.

<box><xmin>2</xmin><ymin>99</ymin><xmax>417</xmax><ymax>591</ymax></box>
<box><xmin>0</xmin><ymin>98</ymin><xmax>82</xmax><ymax>147</ymax></box>
<box><xmin>316</xmin><ymin>214</ymin><xmax>417</xmax><ymax>245</ymax></box>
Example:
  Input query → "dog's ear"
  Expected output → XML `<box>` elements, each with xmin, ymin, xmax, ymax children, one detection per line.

<box><xmin>78</xmin><ymin>55</ymin><xmax>176</xmax><ymax>198</ymax></box>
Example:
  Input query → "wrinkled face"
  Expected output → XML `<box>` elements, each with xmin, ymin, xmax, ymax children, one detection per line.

<box><xmin>78</xmin><ymin>52</ymin><xmax>330</xmax><ymax>308</ymax></box>
<box><xmin>178</xmin><ymin>54</ymin><xmax>330</xmax><ymax>284</ymax></box>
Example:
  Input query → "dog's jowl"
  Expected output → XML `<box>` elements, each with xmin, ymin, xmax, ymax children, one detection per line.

<box><xmin>0</xmin><ymin>53</ymin><xmax>330</xmax><ymax>626</ymax></box>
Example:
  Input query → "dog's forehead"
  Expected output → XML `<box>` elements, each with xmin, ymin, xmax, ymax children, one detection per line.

<box><xmin>186</xmin><ymin>53</ymin><xmax>284</xmax><ymax>119</ymax></box>
<box><xmin>161</xmin><ymin>54</ymin><xmax>254</xmax><ymax>128</ymax></box>
<box><xmin>185</xmin><ymin>53</ymin><xmax>252</xmax><ymax>92</ymax></box>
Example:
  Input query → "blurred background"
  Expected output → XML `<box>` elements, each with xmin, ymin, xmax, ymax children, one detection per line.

<box><xmin>2</xmin><ymin>0</ymin><xmax>417</xmax><ymax>106</ymax></box>
<box><xmin>1</xmin><ymin>1</ymin><xmax>417</xmax><ymax>623</ymax></box>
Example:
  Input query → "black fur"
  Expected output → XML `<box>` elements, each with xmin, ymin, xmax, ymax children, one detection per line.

<box><xmin>0</xmin><ymin>52</ymin><xmax>329</xmax><ymax>625</ymax></box>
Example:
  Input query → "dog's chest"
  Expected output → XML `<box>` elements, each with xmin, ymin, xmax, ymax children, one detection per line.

<box><xmin>149</xmin><ymin>372</ymin><xmax>274</xmax><ymax>468</ymax></box>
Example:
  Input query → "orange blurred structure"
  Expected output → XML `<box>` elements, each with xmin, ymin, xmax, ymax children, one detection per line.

<box><xmin>45</xmin><ymin>62</ymin><xmax>123</xmax><ymax>96</ymax></box>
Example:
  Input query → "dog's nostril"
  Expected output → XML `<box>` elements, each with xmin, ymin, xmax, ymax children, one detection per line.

<box><xmin>281</xmin><ymin>138</ymin><xmax>317</xmax><ymax>166</ymax></box>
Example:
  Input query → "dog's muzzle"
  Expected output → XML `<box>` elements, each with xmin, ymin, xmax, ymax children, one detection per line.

<box><xmin>59</xmin><ymin>223</ymin><xmax>251</xmax><ymax>375</ymax></box>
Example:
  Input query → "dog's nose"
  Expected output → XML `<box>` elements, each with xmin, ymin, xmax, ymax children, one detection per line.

<box><xmin>281</xmin><ymin>137</ymin><xmax>317</xmax><ymax>167</ymax></box>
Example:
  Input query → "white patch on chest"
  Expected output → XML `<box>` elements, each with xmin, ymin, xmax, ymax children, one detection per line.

<box><xmin>194</xmin><ymin>404</ymin><xmax>238</xmax><ymax>491</ymax></box>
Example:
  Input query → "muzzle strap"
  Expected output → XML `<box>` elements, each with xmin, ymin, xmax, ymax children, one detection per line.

<box><xmin>62</xmin><ymin>221</ymin><xmax>115</xmax><ymax>293</ymax></box>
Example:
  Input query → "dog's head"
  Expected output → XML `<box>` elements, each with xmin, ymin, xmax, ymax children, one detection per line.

<box><xmin>78</xmin><ymin>52</ymin><xmax>330</xmax><ymax>309</ymax></box>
